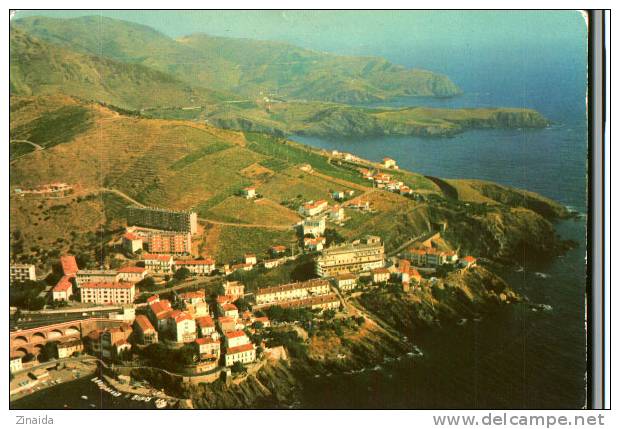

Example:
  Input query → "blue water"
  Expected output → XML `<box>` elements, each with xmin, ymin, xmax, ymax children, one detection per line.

<box><xmin>296</xmin><ymin>40</ymin><xmax>589</xmax><ymax>409</ymax></box>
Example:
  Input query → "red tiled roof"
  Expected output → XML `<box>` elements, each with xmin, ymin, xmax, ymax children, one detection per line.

<box><xmin>196</xmin><ymin>316</ymin><xmax>215</xmax><ymax>328</ymax></box>
<box><xmin>81</xmin><ymin>282</ymin><xmax>133</xmax><ymax>290</ymax></box>
<box><xmin>227</xmin><ymin>343</ymin><xmax>255</xmax><ymax>354</ymax></box>
<box><xmin>175</xmin><ymin>259</ymin><xmax>215</xmax><ymax>266</ymax></box>
<box><xmin>195</xmin><ymin>337</ymin><xmax>219</xmax><ymax>345</ymax></box>
<box><xmin>117</xmin><ymin>266</ymin><xmax>145</xmax><ymax>273</ymax></box>
<box><xmin>174</xmin><ymin>312</ymin><xmax>193</xmax><ymax>323</ymax></box>
<box><xmin>336</xmin><ymin>273</ymin><xmax>357</xmax><ymax>280</ymax></box>
<box><xmin>372</xmin><ymin>268</ymin><xmax>390</xmax><ymax>274</ymax></box>
<box><xmin>60</xmin><ymin>255</ymin><xmax>78</xmax><ymax>276</ymax></box>
<box><xmin>399</xmin><ymin>260</ymin><xmax>411</xmax><ymax>274</ymax></box>
<box><xmin>143</xmin><ymin>254</ymin><xmax>173</xmax><ymax>262</ymax></box>
<box><xmin>463</xmin><ymin>256</ymin><xmax>477</xmax><ymax>262</ymax></box>
<box><xmin>271</xmin><ymin>245</ymin><xmax>286</xmax><ymax>252</ymax></box>
<box><xmin>179</xmin><ymin>290</ymin><xmax>205</xmax><ymax>300</ymax></box>
<box><xmin>218</xmin><ymin>316</ymin><xmax>234</xmax><ymax>324</ymax></box>
<box><xmin>225</xmin><ymin>330</ymin><xmax>246</xmax><ymax>339</ymax></box>
<box><xmin>150</xmin><ymin>300</ymin><xmax>172</xmax><ymax>318</ymax></box>
<box><xmin>409</xmin><ymin>268</ymin><xmax>422</xmax><ymax>279</ymax></box>
<box><xmin>146</xmin><ymin>294</ymin><xmax>160</xmax><ymax>304</ymax></box>
<box><xmin>123</xmin><ymin>232</ymin><xmax>141</xmax><ymax>241</ymax></box>
<box><xmin>53</xmin><ymin>275</ymin><xmax>73</xmax><ymax>292</ymax></box>
<box><xmin>134</xmin><ymin>315</ymin><xmax>155</xmax><ymax>332</ymax></box>
<box><xmin>222</xmin><ymin>303</ymin><xmax>238</xmax><ymax>312</ymax></box>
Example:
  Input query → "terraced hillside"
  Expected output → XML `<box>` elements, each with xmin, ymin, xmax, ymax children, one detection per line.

<box><xmin>9</xmin><ymin>94</ymin><xmax>570</xmax><ymax>271</ymax></box>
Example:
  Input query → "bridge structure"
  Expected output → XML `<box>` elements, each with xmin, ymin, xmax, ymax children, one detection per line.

<box><xmin>10</xmin><ymin>318</ymin><xmax>129</xmax><ymax>358</ymax></box>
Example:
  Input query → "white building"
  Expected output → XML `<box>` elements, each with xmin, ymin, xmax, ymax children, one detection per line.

<box><xmin>302</xmin><ymin>216</ymin><xmax>326</xmax><ymax>237</ymax></box>
<box><xmin>333</xmin><ymin>273</ymin><xmax>357</xmax><ymax>291</ymax></box>
<box><xmin>225</xmin><ymin>343</ymin><xmax>256</xmax><ymax>367</ymax></box>
<box><xmin>10</xmin><ymin>356</ymin><xmax>23</xmax><ymax>374</ymax></box>
<box><xmin>52</xmin><ymin>276</ymin><xmax>73</xmax><ymax>301</ymax></box>
<box><xmin>10</xmin><ymin>264</ymin><xmax>36</xmax><ymax>283</ymax></box>
<box><xmin>116</xmin><ymin>266</ymin><xmax>147</xmax><ymax>283</ymax></box>
<box><xmin>80</xmin><ymin>282</ymin><xmax>136</xmax><ymax>305</ymax></box>
<box><xmin>76</xmin><ymin>269</ymin><xmax>119</xmax><ymax>286</ymax></box>
<box><xmin>143</xmin><ymin>254</ymin><xmax>175</xmax><ymax>273</ymax></box>
<box><xmin>299</xmin><ymin>200</ymin><xmax>328</xmax><ymax>217</ymax></box>
<box><xmin>174</xmin><ymin>259</ymin><xmax>216</xmax><ymax>275</ymax></box>
<box><xmin>122</xmin><ymin>232</ymin><xmax>143</xmax><ymax>253</ymax></box>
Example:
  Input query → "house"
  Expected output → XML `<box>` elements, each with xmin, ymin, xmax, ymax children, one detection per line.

<box><xmin>299</xmin><ymin>200</ymin><xmax>328</xmax><ymax>217</ymax></box>
<box><xmin>223</xmin><ymin>281</ymin><xmax>245</xmax><ymax>300</ymax></box>
<box><xmin>217</xmin><ymin>316</ymin><xmax>236</xmax><ymax>333</ymax></box>
<box><xmin>220</xmin><ymin>303</ymin><xmax>239</xmax><ymax>319</ymax></box>
<box><xmin>225</xmin><ymin>343</ymin><xmax>256</xmax><ymax>367</ymax></box>
<box><xmin>195</xmin><ymin>337</ymin><xmax>221</xmax><ymax>359</ymax></box>
<box><xmin>372</xmin><ymin>268</ymin><xmax>391</xmax><ymax>284</ymax></box>
<box><xmin>148</xmin><ymin>299</ymin><xmax>173</xmax><ymax>330</ymax></box>
<box><xmin>56</xmin><ymin>339</ymin><xmax>84</xmax><ymax>359</ymax></box>
<box><xmin>60</xmin><ymin>255</ymin><xmax>79</xmax><ymax>276</ymax></box>
<box><xmin>224</xmin><ymin>330</ymin><xmax>251</xmax><ymax>348</ymax></box>
<box><xmin>178</xmin><ymin>291</ymin><xmax>209</xmax><ymax>317</ymax></box>
<box><xmin>302</xmin><ymin>216</ymin><xmax>326</xmax><ymax>237</ymax></box>
<box><xmin>171</xmin><ymin>311</ymin><xmax>196</xmax><ymax>343</ymax></box>
<box><xmin>333</xmin><ymin>273</ymin><xmax>357</xmax><ymax>291</ymax></box>
<box><xmin>175</xmin><ymin>259</ymin><xmax>216</xmax><ymax>275</ymax></box>
<box><xmin>244</xmin><ymin>254</ymin><xmax>257</xmax><ymax>266</ymax></box>
<box><xmin>117</xmin><ymin>266</ymin><xmax>147</xmax><ymax>283</ymax></box>
<box><xmin>80</xmin><ymin>282</ymin><xmax>136</xmax><ymax>305</ymax></box>
<box><xmin>10</xmin><ymin>356</ymin><xmax>22</xmax><ymax>374</ymax></box>
<box><xmin>114</xmin><ymin>339</ymin><xmax>132</xmax><ymax>357</ymax></box>
<box><xmin>329</xmin><ymin>205</ymin><xmax>345</xmax><ymax>222</ymax></box>
<box><xmin>76</xmin><ymin>269</ymin><xmax>119</xmax><ymax>286</ymax></box>
<box><xmin>316</xmin><ymin>236</ymin><xmax>385</xmax><ymax>277</ymax></box>
<box><xmin>52</xmin><ymin>276</ymin><xmax>73</xmax><ymax>301</ymax></box>
<box><xmin>263</xmin><ymin>258</ymin><xmax>285</xmax><ymax>269</ymax></box>
<box><xmin>460</xmin><ymin>256</ymin><xmax>477</xmax><ymax>269</ymax></box>
<box><xmin>122</xmin><ymin>232</ymin><xmax>143</xmax><ymax>253</ymax></box>
<box><xmin>242</xmin><ymin>187</ymin><xmax>257</xmax><ymax>199</ymax></box>
<box><xmin>382</xmin><ymin>157</ymin><xmax>397</xmax><ymax>169</ymax></box>
<box><xmin>143</xmin><ymin>254</ymin><xmax>174</xmax><ymax>273</ymax></box>
<box><xmin>254</xmin><ymin>316</ymin><xmax>271</xmax><ymax>328</ymax></box>
<box><xmin>332</xmin><ymin>191</ymin><xmax>345</xmax><ymax>201</ymax></box>
<box><xmin>133</xmin><ymin>315</ymin><xmax>158</xmax><ymax>345</ymax></box>
<box><xmin>9</xmin><ymin>264</ymin><xmax>36</xmax><ymax>284</ymax></box>
<box><xmin>196</xmin><ymin>316</ymin><xmax>217</xmax><ymax>338</ymax></box>
<box><xmin>409</xmin><ymin>268</ymin><xmax>422</xmax><ymax>283</ymax></box>
<box><xmin>304</xmin><ymin>236</ymin><xmax>326</xmax><ymax>252</ymax></box>
<box><xmin>399</xmin><ymin>259</ymin><xmax>411</xmax><ymax>284</ymax></box>
<box><xmin>231</xmin><ymin>263</ymin><xmax>253</xmax><ymax>272</ymax></box>
<box><xmin>270</xmin><ymin>245</ymin><xmax>287</xmax><ymax>256</ymax></box>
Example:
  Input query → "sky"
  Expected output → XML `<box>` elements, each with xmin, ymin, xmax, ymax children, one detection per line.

<box><xmin>13</xmin><ymin>10</ymin><xmax>587</xmax><ymax>60</ymax></box>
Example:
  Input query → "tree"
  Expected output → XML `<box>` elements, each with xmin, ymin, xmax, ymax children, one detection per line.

<box><xmin>137</xmin><ymin>277</ymin><xmax>156</xmax><ymax>290</ymax></box>
<box><xmin>174</xmin><ymin>267</ymin><xmax>191</xmax><ymax>281</ymax></box>
<box><xmin>231</xmin><ymin>361</ymin><xmax>246</xmax><ymax>374</ymax></box>
<box><xmin>233</xmin><ymin>297</ymin><xmax>250</xmax><ymax>312</ymax></box>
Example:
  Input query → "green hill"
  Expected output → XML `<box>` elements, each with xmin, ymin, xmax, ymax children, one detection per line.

<box><xmin>13</xmin><ymin>15</ymin><xmax>462</xmax><ymax>103</ymax></box>
<box><xmin>9</xmin><ymin>28</ymin><xmax>227</xmax><ymax>109</ymax></box>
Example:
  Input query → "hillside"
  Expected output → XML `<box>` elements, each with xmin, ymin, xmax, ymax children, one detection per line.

<box><xmin>9</xmin><ymin>95</ymin><xmax>571</xmax><ymax>272</ymax></box>
<box><xmin>198</xmin><ymin>100</ymin><xmax>550</xmax><ymax>138</ymax></box>
<box><xmin>12</xmin><ymin>15</ymin><xmax>461</xmax><ymax>103</ymax></box>
<box><xmin>9</xmin><ymin>28</ymin><xmax>227</xmax><ymax>110</ymax></box>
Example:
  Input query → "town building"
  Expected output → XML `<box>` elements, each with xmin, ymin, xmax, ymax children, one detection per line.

<box><xmin>174</xmin><ymin>259</ymin><xmax>216</xmax><ymax>275</ymax></box>
<box><xmin>404</xmin><ymin>247</ymin><xmax>459</xmax><ymax>267</ymax></box>
<box><xmin>332</xmin><ymin>190</ymin><xmax>345</xmax><ymax>201</ymax></box>
<box><xmin>148</xmin><ymin>299</ymin><xmax>173</xmax><ymax>331</ymax></box>
<box><xmin>333</xmin><ymin>273</ymin><xmax>357</xmax><ymax>291</ymax></box>
<box><xmin>223</xmin><ymin>281</ymin><xmax>245</xmax><ymax>300</ymax></box>
<box><xmin>126</xmin><ymin>206</ymin><xmax>198</xmax><ymax>234</ymax></box>
<box><xmin>178</xmin><ymin>290</ymin><xmax>209</xmax><ymax>317</ymax></box>
<box><xmin>170</xmin><ymin>311</ymin><xmax>196</xmax><ymax>343</ymax></box>
<box><xmin>75</xmin><ymin>269</ymin><xmax>119</xmax><ymax>286</ymax></box>
<box><xmin>460</xmin><ymin>256</ymin><xmax>477</xmax><ymax>269</ymax></box>
<box><xmin>196</xmin><ymin>316</ymin><xmax>217</xmax><ymax>338</ymax></box>
<box><xmin>329</xmin><ymin>205</ymin><xmax>345</xmax><ymax>222</ymax></box>
<box><xmin>122</xmin><ymin>232</ymin><xmax>143</xmax><ymax>253</ymax></box>
<box><xmin>270</xmin><ymin>245</ymin><xmax>287</xmax><ymax>256</ymax></box>
<box><xmin>60</xmin><ymin>255</ymin><xmax>79</xmax><ymax>276</ymax></box>
<box><xmin>9</xmin><ymin>264</ymin><xmax>36</xmax><ymax>284</ymax></box>
<box><xmin>304</xmin><ymin>236</ymin><xmax>326</xmax><ymax>252</ymax></box>
<box><xmin>116</xmin><ymin>266</ymin><xmax>147</xmax><ymax>283</ymax></box>
<box><xmin>315</xmin><ymin>236</ymin><xmax>385</xmax><ymax>277</ymax></box>
<box><xmin>52</xmin><ymin>276</ymin><xmax>73</xmax><ymax>301</ymax></box>
<box><xmin>254</xmin><ymin>279</ymin><xmax>331</xmax><ymax>306</ymax></box>
<box><xmin>144</xmin><ymin>231</ymin><xmax>192</xmax><ymax>255</ymax></box>
<box><xmin>80</xmin><ymin>282</ymin><xmax>136</xmax><ymax>305</ymax></box>
<box><xmin>220</xmin><ymin>303</ymin><xmax>239</xmax><ymax>319</ymax></box>
<box><xmin>217</xmin><ymin>316</ymin><xmax>236</xmax><ymax>333</ymax></box>
<box><xmin>143</xmin><ymin>254</ymin><xmax>175</xmax><ymax>273</ymax></box>
<box><xmin>299</xmin><ymin>200</ymin><xmax>328</xmax><ymax>217</ymax></box>
<box><xmin>242</xmin><ymin>187</ymin><xmax>257</xmax><ymax>199</ymax></box>
<box><xmin>231</xmin><ymin>263</ymin><xmax>253</xmax><ymax>272</ymax></box>
<box><xmin>372</xmin><ymin>267</ymin><xmax>391</xmax><ymax>284</ymax></box>
<box><xmin>195</xmin><ymin>337</ymin><xmax>221</xmax><ymax>359</ymax></box>
<box><xmin>224</xmin><ymin>330</ymin><xmax>251</xmax><ymax>349</ymax></box>
<box><xmin>382</xmin><ymin>157</ymin><xmax>397</xmax><ymax>169</ymax></box>
<box><xmin>56</xmin><ymin>339</ymin><xmax>84</xmax><ymax>359</ymax></box>
<box><xmin>133</xmin><ymin>315</ymin><xmax>158</xmax><ymax>345</ymax></box>
<box><xmin>302</xmin><ymin>216</ymin><xmax>326</xmax><ymax>237</ymax></box>
<box><xmin>263</xmin><ymin>258</ymin><xmax>285</xmax><ymax>269</ymax></box>
<box><xmin>10</xmin><ymin>356</ymin><xmax>22</xmax><ymax>374</ymax></box>
<box><xmin>244</xmin><ymin>254</ymin><xmax>257</xmax><ymax>266</ymax></box>
<box><xmin>255</xmin><ymin>293</ymin><xmax>341</xmax><ymax>312</ymax></box>
<box><xmin>225</xmin><ymin>343</ymin><xmax>256</xmax><ymax>367</ymax></box>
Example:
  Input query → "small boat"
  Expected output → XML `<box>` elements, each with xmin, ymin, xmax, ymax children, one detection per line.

<box><xmin>457</xmin><ymin>318</ymin><xmax>467</xmax><ymax>326</ymax></box>
<box><xmin>81</xmin><ymin>395</ymin><xmax>88</xmax><ymax>400</ymax></box>
<box><xmin>155</xmin><ymin>398</ymin><xmax>167</xmax><ymax>409</ymax></box>
<box><xmin>535</xmin><ymin>272</ymin><xmax>549</xmax><ymax>279</ymax></box>
<box><xmin>89</xmin><ymin>404</ymin><xmax>96</xmax><ymax>408</ymax></box>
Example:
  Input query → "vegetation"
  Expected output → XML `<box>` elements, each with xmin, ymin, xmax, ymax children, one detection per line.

<box><xmin>10</xmin><ymin>280</ymin><xmax>47</xmax><ymax>310</ymax></box>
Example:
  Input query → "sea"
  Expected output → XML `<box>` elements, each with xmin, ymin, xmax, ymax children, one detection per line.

<box><xmin>293</xmin><ymin>39</ymin><xmax>589</xmax><ymax>409</ymax></box>
<box><xmin>12</xmin><ymin>30</ymin><xmax>589</xmax><ymax>411</ymax></box>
